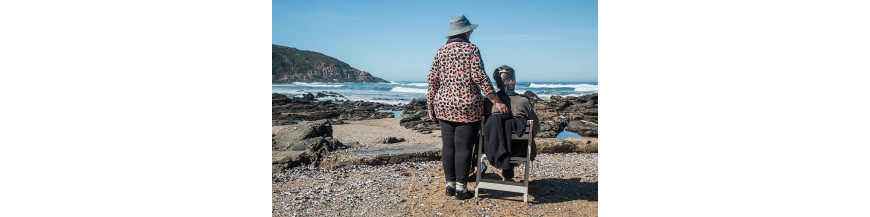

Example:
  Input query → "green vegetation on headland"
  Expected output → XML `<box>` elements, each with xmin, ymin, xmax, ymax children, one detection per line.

<box><xmin>272</xmin><ymin>44</ymin><xmax>388</xmax><ymax>83</ymax></box>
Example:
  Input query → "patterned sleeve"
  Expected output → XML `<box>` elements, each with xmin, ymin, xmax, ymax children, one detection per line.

<box><xmin>470</xmin><ymin>46</ymin><xmax>497</xmax><ymax>100</ymax></box>
<box><xmin>427</xmin><ymin>54</ymin><xmax>440</xmax><ymax>116</ymax></box>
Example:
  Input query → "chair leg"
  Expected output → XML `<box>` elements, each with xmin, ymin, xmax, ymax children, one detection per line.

<box><xmin>475</xmin><ymin>155</ymin><xmax>484</xmax><ymax>197</ymax></box>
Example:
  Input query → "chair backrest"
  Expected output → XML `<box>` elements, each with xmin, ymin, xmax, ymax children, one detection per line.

<box><xmin>480</xmin><ymin>118</ymin><xmax>534</xmax><ymax>139</ymax></box>
<box><xmin>512</xmin><ymin>119</ymin><xmax>534</xmax><ymax>140</ymax></box>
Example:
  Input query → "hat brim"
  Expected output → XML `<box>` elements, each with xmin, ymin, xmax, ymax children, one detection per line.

<box><xmin>446</xmin><ymin>24</ymin><xmax>478</xmax><ymax>38</ymax></box>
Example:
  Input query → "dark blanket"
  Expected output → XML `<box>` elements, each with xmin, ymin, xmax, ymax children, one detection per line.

<box><xmin>483</xmin><ymin>114</ymin><xmax>528</xmax><ymax>170</ymax></box>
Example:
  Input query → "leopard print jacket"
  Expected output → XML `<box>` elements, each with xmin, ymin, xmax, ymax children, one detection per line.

<box><xmin>427</xmin><ymin>41</ymin><xmax>497</xmax><ymax>123</ymax></box>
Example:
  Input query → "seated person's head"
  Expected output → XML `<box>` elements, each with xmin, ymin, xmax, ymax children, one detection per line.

<box><xmin>493</xmin><ymin>65</ymin><xmax>516</xmax><ymax>91</ymax></box>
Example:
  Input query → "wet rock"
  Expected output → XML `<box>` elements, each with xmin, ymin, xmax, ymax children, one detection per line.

<box><xmin>535</xmin><ymin>93</ymin><xmax>597</xmax><ymax>138</ymax></box>
<box><xmin>315</xmin><ymin>91</ymin><xmax>345</xmax><ymax>99</ymax></box>
<box><xmin>399</xmin><ymin>99</ymin><xmax>439</xmax><ymax>134</ymax></box>
<box><xmin>523</xmin><ymin>91</ymin><xmax>543</xmax><ymax>103</ymax></box>
<box><xmin>536</xmin><ymin>112</ymin><xmax>568</xmax><ymax>138</ymax></box>
<box><xmin>565</xmin><ymin>120</ymin><xmax>598</xmax><ymax>137</ymax></box>
<box><xmin>381</xmin><ymin>137</ymin><xmax>405</xmax><ymax>144</ymax></box>
<box><xmin>272</xmin><ymin>92</ymin><xmax>401</xmax><ymax>122</ymax></box>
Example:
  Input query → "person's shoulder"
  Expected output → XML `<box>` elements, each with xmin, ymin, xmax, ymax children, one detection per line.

<box><xmin>512</xmin><ymin>94</ymin><xmax>533</xmax><ymax>103</ymax></box>
<box><xmin>453</xmin><ymin>42</ymin><xmax>478</xmax><ymax>50</ymax></box>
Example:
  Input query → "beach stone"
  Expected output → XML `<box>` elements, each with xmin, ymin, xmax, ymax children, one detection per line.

<box><xmin>273</xmin><ymin>120</ymin><xmax>332</xmax><ymax>144</ymax></box>
<box><xmin>381</xmin><ymin>137</ymin><xmax>405</xmax><ymax>144</ymax></box>
<box><xmin>272</xmin><ymin>151</ymin><xmax>313</xmax><ymax>173</ymax></box>
<box><xmin>566</xmin><ymin>137</ymin><xmax>598</xmax><ymax>153</ymax></box>
<box><xmin>321</xmin><ymin>144</ymin><xmax>441</xmax><ymax>167</ymax></box>
<box><xmin>565</xmin><ymin>120</ymin><xmax>598</xmax><ymax>137</ymax></box>
<box><xmin>288</xmin><ymin>137</ymin><xmax>346</xmax><ymax>153</ymax></box>
<box><xmin>272</xmin><ymin>120</ymin><xmax>350</xmax><ymax>172</ymax></box>
<box><xmin>535</xmin><ymin>138</ymin><xmax>598</xmax><ymax>153</ymax></box>
<box><xmin>536</xmin><ymin>138</ymin><xmax>577</xmax><ymax>153</ymax></box>
<box><xmin>399</xmin><ymin>99</ymin><xmax>439</xmax><ymax>134</ymax></box>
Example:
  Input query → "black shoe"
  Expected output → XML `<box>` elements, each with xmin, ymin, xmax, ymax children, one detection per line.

<box><xmin>455</xmin><ymin>189</ymin><xmax>474</xmax><ymax>200</ymax></box>
<box><xmin>445</xmin><ymin>185</ymin><xmax>455</xmax><ymax>196</ymax></box>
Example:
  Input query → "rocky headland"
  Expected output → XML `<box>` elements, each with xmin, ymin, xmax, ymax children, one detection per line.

<box><xmin>272</xmin><ymin>44</ymin><xmax>388</xmax><ymax>83</ymax></box>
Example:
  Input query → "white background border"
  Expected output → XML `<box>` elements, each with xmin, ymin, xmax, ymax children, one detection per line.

<box><xmin>2</xmin><ymin>0</ymin><xmax>869</xmax><ymax>216</ymax></box>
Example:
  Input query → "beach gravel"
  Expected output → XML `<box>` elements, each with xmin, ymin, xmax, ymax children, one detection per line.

<box><xmin>272</xmin><ymin>153</ymin><xmax>597</xmax><ymax>216</ymax></box>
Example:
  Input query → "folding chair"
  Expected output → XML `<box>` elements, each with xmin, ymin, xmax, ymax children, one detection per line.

<box><xmin>474</xmin><ymin>119</ymin><xmax>534</xmax><ymax>202</ymax></box>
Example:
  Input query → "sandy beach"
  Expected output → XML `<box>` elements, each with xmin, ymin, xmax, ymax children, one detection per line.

<box><xmin>272</xmin><ymin>117</ymin><xmax>598</xmax><ymax>216</ymax></box>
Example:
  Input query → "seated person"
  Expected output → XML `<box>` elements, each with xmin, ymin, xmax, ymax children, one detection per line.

<box><xmin>483</xmin><ymin>65</ymin><xmax>540</xmax><ymax>181</ymax></box>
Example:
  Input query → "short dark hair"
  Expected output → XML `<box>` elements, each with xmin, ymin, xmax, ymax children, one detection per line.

<box><xmin>493</xmin><ymin>65</ymin><xmax>515</xmax><ymax>90</ymax></box>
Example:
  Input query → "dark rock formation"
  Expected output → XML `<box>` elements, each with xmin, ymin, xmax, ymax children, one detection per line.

<box><xmin>381</xmin><ymin>137</ymin><xmax>405</xmax><ymax>144</ymax></box>
<box><xmin>396</xmin><ymin>93</ymin><xmax>597</xmax><ymax>138</ymax></box>
<box><xmin>566</xmin><ymin>120</ymin><xmax>598</xmax><ymax>137</ymax></box>
<box><xmin>272</xmin><ymin>120</ymin><xmax>349</xmax><ymax>172</ymax></box>
<box><xmin>356</xmin><ymin>149</ymin><xmax>441</xmax><ymax>166</ymax></box>
<box><xmin>535</xmin><ymin>93</ymin><xmax>598</xmax><ymax>138</ymax></box>
<box><xmin>272</xmin><ymin>44</ymin><xmax>388</xmax><ymax>83</ymax></box>
<box><xmin>315</xmin><ymin>91</ymin><xmax>344</xmax><ymax>99</ymax></box>
<box><xmin>523</xmin><ymin>91</ymin><xmax>543</xmax><ymax>103</ymax></box>
<box><xmin>399</xmin><ymin>99</ymin><xmax>439</xmax><ymax>134</ymax></box>
<box><xmin>318</xmin><ymin>144</ymin><xmax>441</xmax><ymax>167</ymax></box>
<box><xmin>272</xmin><ymin>92</ymin><xmax>401</xmax><ymax>126</ymax></box>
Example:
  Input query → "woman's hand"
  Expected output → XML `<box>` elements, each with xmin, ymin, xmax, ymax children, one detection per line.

<box><xmin>429</xmin><ymin>110</ymin><xmax>438</xmax><ymax>123</ymax></box>
<box><xmin>495</xmin><ymin>102</ymin><xmax>510</xmax><ymax>114</ymax></box>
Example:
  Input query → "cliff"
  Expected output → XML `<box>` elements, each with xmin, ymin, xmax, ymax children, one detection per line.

<box><xmin>272</xmin><ymin>44</ymin><xmax>388</xmax><ymax>83</ymax></box>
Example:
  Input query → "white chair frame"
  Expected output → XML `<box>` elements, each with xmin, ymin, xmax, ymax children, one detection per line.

<box><xmin>474</xmin><ymin>119</ymin><xmax>534</xmax><ymax>202</ymax></box>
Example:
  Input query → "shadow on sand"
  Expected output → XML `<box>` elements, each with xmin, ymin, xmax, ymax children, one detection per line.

<box><xmin>473</xmin><ymin>175</ymin><xmax>597</xmax><ymax>203</ymax></box>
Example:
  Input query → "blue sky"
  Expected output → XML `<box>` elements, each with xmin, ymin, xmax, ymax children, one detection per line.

<box><xmin>273</xmin><ymin>0</ymin><xmax>597</xmax><ymax>82</ymax></box>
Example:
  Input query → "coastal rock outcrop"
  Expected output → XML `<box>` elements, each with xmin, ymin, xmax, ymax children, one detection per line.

<box><xmin>396</xmin><ymin>93</ymin><xmax>597</xmax><ymax>138</ymax></box>
<box><xmin>399</xmin><ymin>99</ymin><xmax>439</xmax><ymax>134</ymax></box>
<box><xmin>536</xmin><ymin>137</ymin><xmax>598</xmax><ymax>153</ymax></box>
<box><xmin>272</xmin><ymin>44</ymin><xmax>388</xmax><ymax>83</ymax></box>
<box><xmin>535</xmin><ymin>94</ymin><xmax>598</xmax><ymax>138</ymax></box>
<box><xmin>272</xmin><ymin>120</ymin><xmax>349</xmax><ymax>172</ymax></box>
<box><xmin>272</xmin><ymin>92</ymin><xmax>400</xmax><ymax>125</ymax></box>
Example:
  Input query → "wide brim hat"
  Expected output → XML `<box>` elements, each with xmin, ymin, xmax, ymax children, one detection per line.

<box><xmin>446</xmin><ymin>15</ymin><xmax>478</xmax><ymax>37</ymax></box>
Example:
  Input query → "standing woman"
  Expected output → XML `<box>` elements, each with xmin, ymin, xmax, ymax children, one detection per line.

<box><xmin>427</xmin><ymin>15</ymin><xmax>510</xmax><ymax>200</ymax></box>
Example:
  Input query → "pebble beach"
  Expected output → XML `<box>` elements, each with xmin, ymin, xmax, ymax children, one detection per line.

<box><xmin>272</xmin><ymin>118</ymin><xmax>598</xmax><ymax>216</ymax></box>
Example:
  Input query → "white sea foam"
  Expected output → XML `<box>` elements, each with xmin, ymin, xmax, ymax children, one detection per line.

<box><xmin>528</xmin><ymin>83</ymin><xmax>598</xmax><ymax>92</ymax></box>
<box><xmin>291</xmin><ymin>82</ymin><xmax>345</xmax><ymax>87</ymax></box>
<box><xmin>391</xmin><ymin>87</ymin><xmax>427</xmax><ymax>94</ymax></box>
<box><xmin>401</xmin><ymin>82</ymin><xmax>428</xmax><ymax>87</ymax></box>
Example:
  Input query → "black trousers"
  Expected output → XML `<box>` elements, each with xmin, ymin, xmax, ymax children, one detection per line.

<box><xmin>439</xmin><ymin>119</ymin><xmax>480</xmax><ymax>184</ymax></box>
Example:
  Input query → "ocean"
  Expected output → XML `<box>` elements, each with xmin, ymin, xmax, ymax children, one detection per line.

<box><xmin>272</xmin><ymin>81</ymin><xmax>598</xmax><ymax>106</ymax></box>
